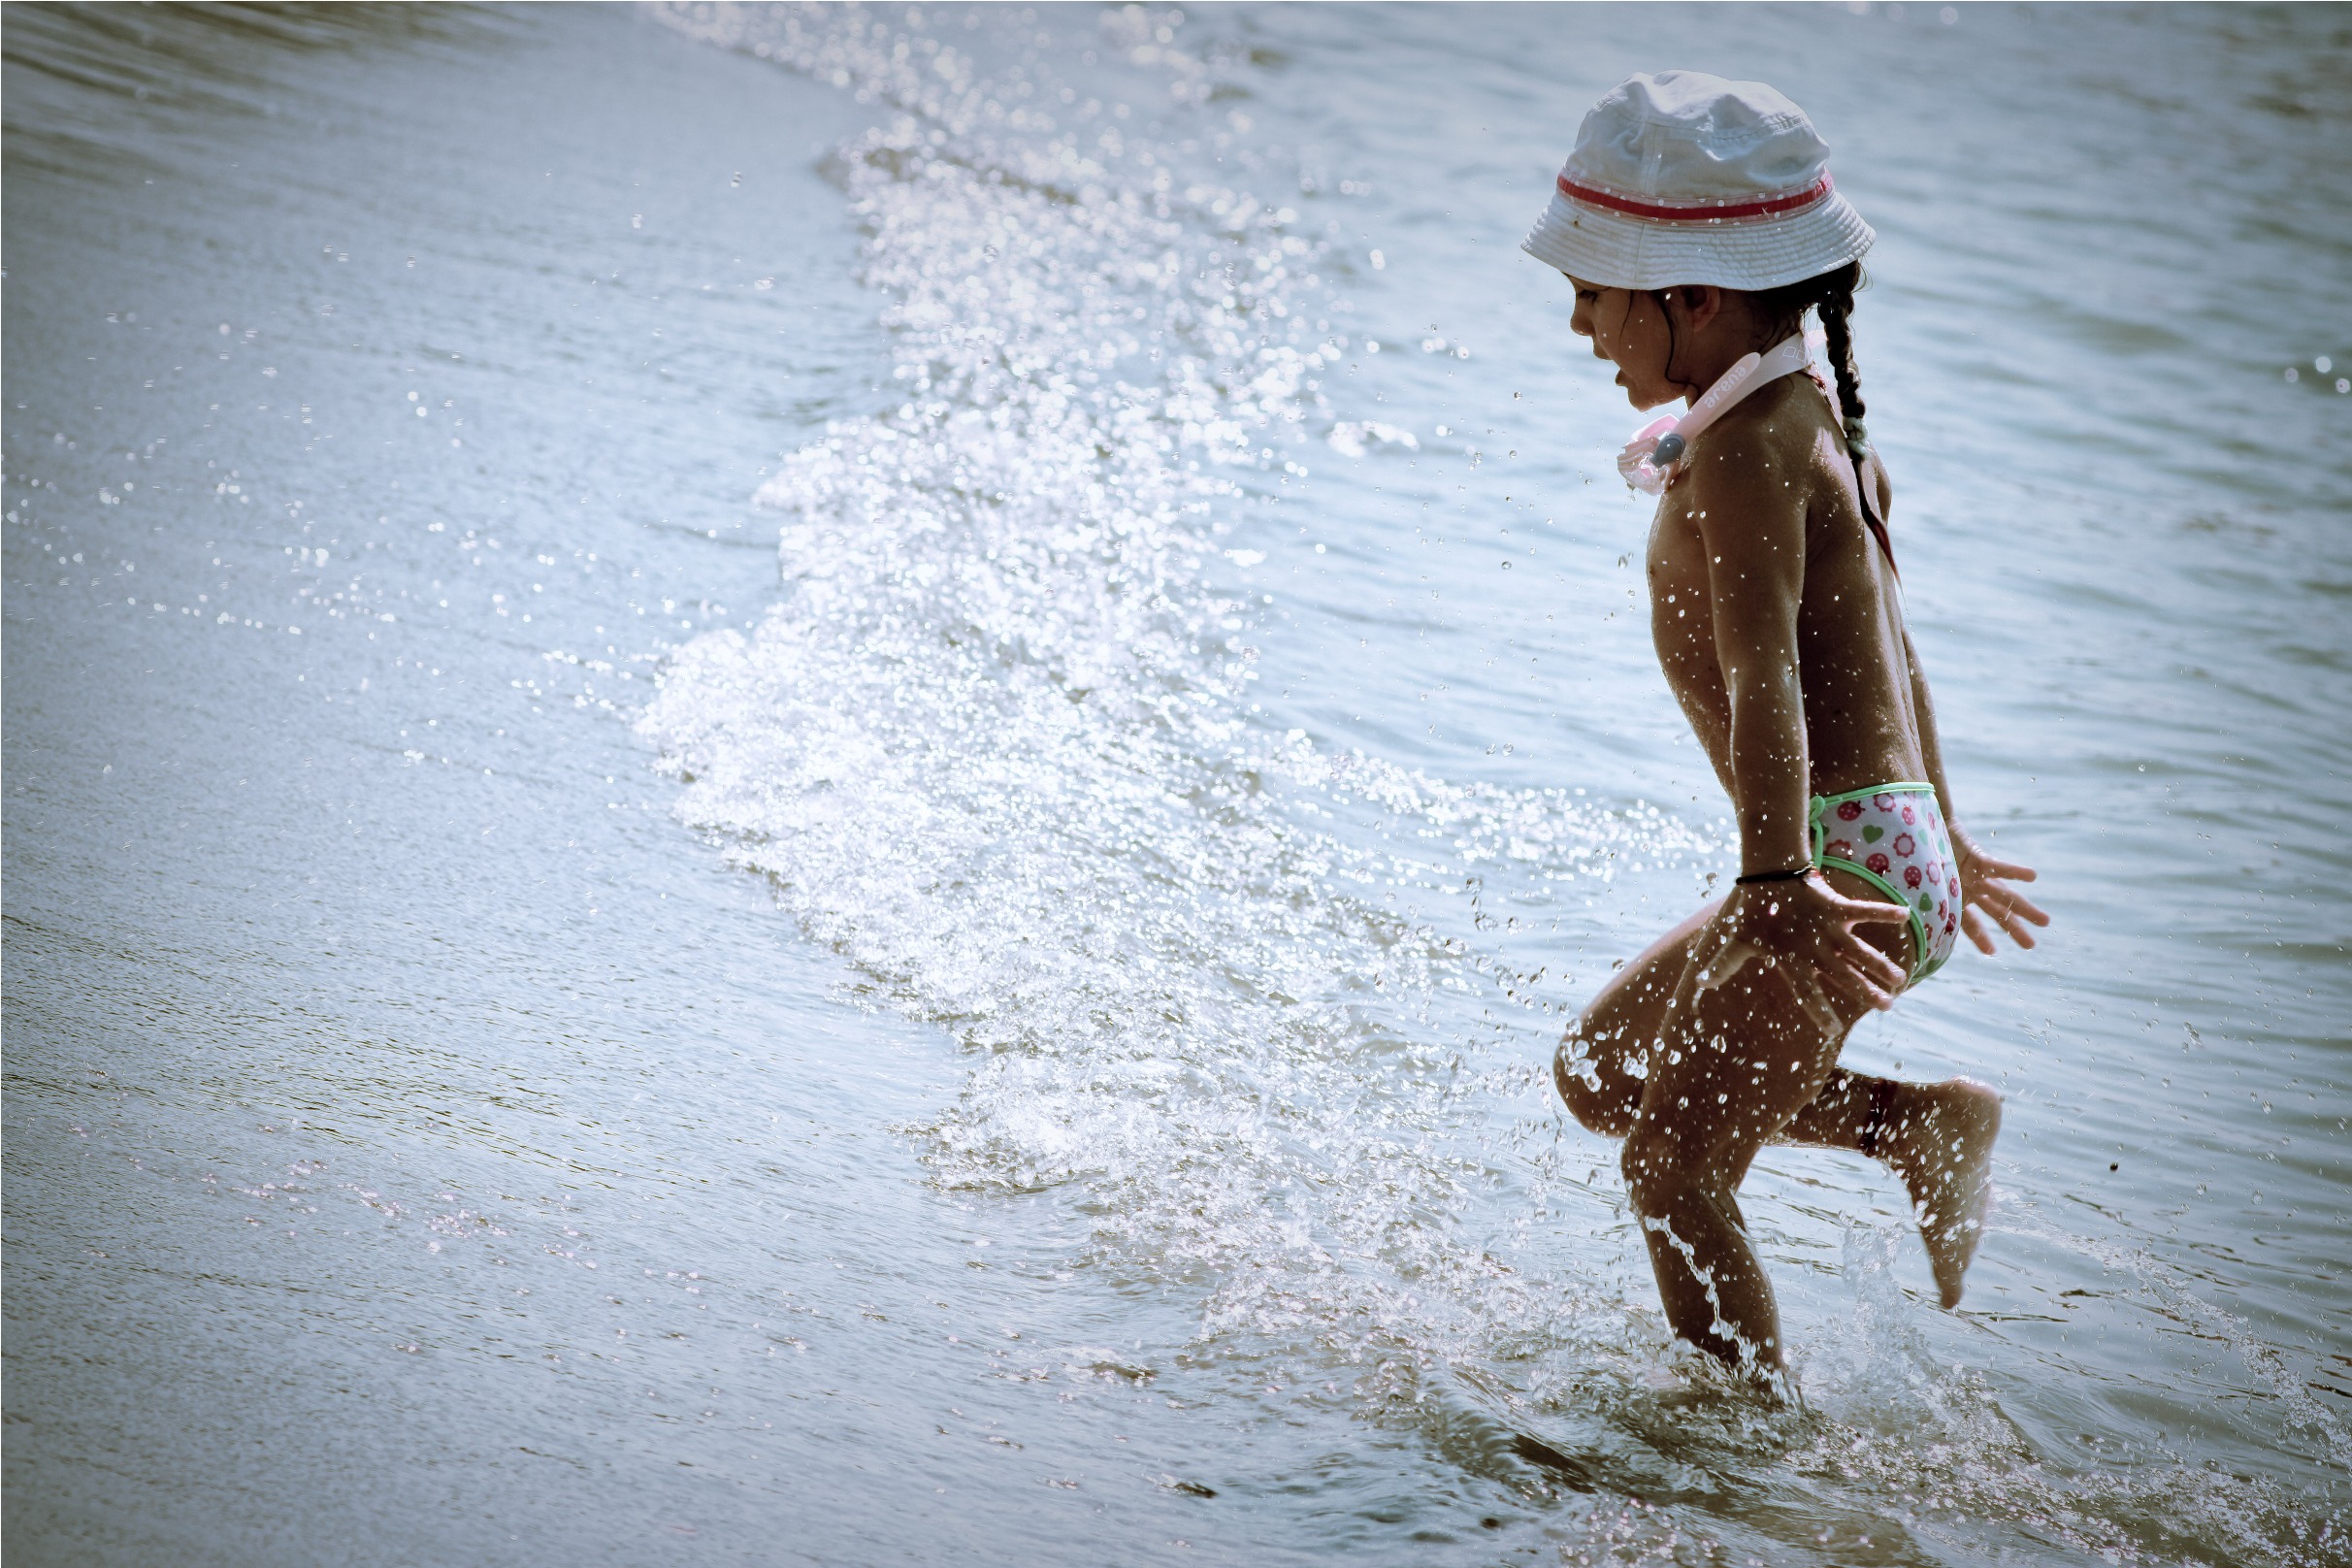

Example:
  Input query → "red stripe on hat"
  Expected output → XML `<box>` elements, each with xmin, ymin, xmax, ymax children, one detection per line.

<box><xmin>1554</xmin><ymin>172</ymin><xmax>1834</xmax><ymax>222</ymax></box>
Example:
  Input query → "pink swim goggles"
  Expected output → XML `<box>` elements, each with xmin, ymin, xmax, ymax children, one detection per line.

<box><xmin>1617</xmin><ymin>330</ymin><xmax>1819</xmax><ymax>495</ymax></box>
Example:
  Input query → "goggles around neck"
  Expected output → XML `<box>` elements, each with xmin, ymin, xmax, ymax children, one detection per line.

<box><xmin>1617</xmin><ymin>330</ymin><xmax>1818</xmax><ymax>495</ymax></box>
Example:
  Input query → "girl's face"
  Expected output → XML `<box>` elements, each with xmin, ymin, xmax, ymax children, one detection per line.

<box><xmin>1566</xmin><ymin>277</ymin><xmax>1682</xmax><ymax>410</ymax></box>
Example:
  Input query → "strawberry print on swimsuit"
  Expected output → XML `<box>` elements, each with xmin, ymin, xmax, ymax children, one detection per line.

<box><xmin>1809</xmin><ymin>781</ymin><xmax>1962</xmax><ymax>983</ymax></box>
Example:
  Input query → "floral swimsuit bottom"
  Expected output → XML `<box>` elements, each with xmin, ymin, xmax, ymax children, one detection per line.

<box><xmin>1810</xmin><ymin>782</ymin><xmax>1962</xmax><ymax>985</ymax></box>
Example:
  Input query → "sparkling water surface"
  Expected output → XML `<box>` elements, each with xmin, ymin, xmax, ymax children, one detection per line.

<box><xmin>6</xmin><ymin>5</ymin><xmax>2346</xmax><ymax>1565</ymax></box>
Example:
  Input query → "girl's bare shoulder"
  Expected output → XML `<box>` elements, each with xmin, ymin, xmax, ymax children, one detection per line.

<box><xmin>1681</xmin><ymin>379</ymin><xmax>1837</xmax><ymax>484</ymax></box>
<box><xmin>1708</xmin><ymin>378</ymin><xmax>1896</xmax><ymax>530</ymax></box>
<box><xmin>1672</xmin><ymin>383</ymin><xmax>1830</xmax><ymax>528</ymax></box>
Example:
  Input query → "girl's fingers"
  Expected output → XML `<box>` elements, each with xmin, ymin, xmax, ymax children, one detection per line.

<box><xmin>2002</xmin><ymin>890</ymin><xmax>2051</xmax><ymax>928</ymax></box>
<box><xmin>1813</xmin><ymin>956</ymin><xmax>1870</xmax><ymax>1011</ymax></box>
<box><xmin>1813</xmin><ymin>962</ymin><xmax>1872</xmax><ymax>1013</ymax></box>
<box><xmin>1962</xmin><ymin>906</ymin><xmax>1999</xmax><ymax>956</ymax></box>
<box><xmin>1841</xmin><ymin>932</ymin><xmax>1907</xmax><ymax>992</ymax></box>
<box><xmin>1973</xmin><ymin>884</ymin><xmax>2048</xmax><ymax>944</ymax></box>
<box><xmin>1971</xmin><ymin>882</ymin><xmax>2050</xmax><ymax>935</ymax></box>
<box><xmin>1842</xmin><ymin>962</ymin><xmax>1896</xmax><ymax>1011</ymax></box>
<box><xmin>1831</xmin><ymin>905</ymin><xmax>1908</xmax><ymax>986</ymax></box>
<box><xmin>1976</xmin><ymin>856</ymin><xmax>2036</xmax><ymax>883</ymax></box>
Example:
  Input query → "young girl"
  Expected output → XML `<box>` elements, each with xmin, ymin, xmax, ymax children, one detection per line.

<box><xmin>1522</xmin><ymin>72</ymin><xmax>2049</xmax><ymax>1379</ymax></box>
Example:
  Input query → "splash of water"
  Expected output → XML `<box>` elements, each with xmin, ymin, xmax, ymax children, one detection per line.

<box><xmin>642</xmin><ymin>5</ymin><xmax>1712</xmax><ymax>1320</ymax></box>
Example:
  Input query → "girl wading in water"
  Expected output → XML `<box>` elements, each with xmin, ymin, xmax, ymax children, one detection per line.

<box><xmin>1522</xmin><ymin>73</ymin><xmax>2049</xmax><ymax>1380</ymax></box>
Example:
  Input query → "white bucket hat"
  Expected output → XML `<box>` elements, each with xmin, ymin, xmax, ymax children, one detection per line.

<box><xmin>1522</xmin><ymin>71</ymin><xmax>1875</xmax><ymax>291</ymax></box>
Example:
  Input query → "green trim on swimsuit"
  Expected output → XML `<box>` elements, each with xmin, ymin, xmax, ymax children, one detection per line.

<box><xmin>1810</xmin><ymin>781</ymin><xmax>1936</xmax><ymax>809</ymax></box>
<box><xmin>1809</xmin><ymin>783</ymin><xmax>1943</xmax><ymax>984</ymax></box>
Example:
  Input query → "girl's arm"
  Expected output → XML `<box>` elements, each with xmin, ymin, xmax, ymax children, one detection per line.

<box><xmin>1682</xmin><ymin>441</ymin><xmax>1909</xmax><ymax>1009</ymax></box>
<box><xmin>1905</xmin><ymin>623</ymin><xmax>1962</xmax><ymax>823</ymax></box>
<box><xmin>1701</xmin><ymin>491</ymin><xmax>1813</xmax><ymax>880</ymax></box>
<box><xmin>1903</xmin><ymin>625</ymin><xmax>2051</xmax><ymax>953</ymax></box>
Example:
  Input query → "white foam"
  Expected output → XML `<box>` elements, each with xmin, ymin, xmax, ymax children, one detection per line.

<box><xmin>644</xmin><ymin>3</ymin><xmax>1713</xmax><ymax>1328</ymax></box>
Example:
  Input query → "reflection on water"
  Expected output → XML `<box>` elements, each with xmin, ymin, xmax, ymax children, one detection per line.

<box><xmin>6</xmin><ymin>3</ymin><xmax>2348</xmax><ymax>1565</ymax></box>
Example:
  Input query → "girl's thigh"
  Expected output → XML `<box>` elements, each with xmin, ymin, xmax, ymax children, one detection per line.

<box><xmin>1558</xmin><ymin>899</ymin><xmax>1722</xmax><ymax>1135</ymax></box>
<box><xmin>1631</xmin><ymin>953</ymin><xmax>1848</xmax><ymax>1185</ymax></box>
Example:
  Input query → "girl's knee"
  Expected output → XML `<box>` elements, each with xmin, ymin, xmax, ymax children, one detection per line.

<box><xmin>1554</xmin><ymin>1029</ymin><xmax>1638</xmax><ymax>1138</ymax></box>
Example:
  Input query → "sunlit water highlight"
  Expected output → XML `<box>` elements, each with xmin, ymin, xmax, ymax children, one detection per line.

<box><xmin>5</xmin><ymin>5</ymin><xmax>2347</xmax><ymax>1566</ymax></box>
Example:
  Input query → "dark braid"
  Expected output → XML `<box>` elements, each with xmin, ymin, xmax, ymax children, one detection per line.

<box><xmin>1814</xmin><ymin>266</ymin><xmax>1868</xmax><ymax>463</ymax></box>
<box><xmin>1754</xmin><ymin>260</ymin><xmax>1870</xmax><ymax>463</ymax></box>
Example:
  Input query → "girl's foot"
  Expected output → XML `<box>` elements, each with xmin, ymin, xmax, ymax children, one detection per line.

<box><xmin>1884</xmin><ymin>1079</ymin><xmax>2002</xmax><ymax>1307</ymax></box>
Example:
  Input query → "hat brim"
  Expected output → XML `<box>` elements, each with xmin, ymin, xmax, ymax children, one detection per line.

<box><xmin>1521</xmin><ymin>186</ymin><xmax>1876</xmax><ymax>291</ymax></box>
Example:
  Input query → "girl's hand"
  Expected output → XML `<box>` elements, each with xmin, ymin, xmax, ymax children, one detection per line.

<box><xmin>1950</xmin><ymin>826</ymin><xmax>2049</xmax><ymax>955</ymax></box>
<box><xmin>1713</xmin><ymin>874</ymin><xmax>1911</xmax><ymax>1012</ymax></box>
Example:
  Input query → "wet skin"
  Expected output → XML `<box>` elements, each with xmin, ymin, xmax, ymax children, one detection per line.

<box><xmin>1553</xmin><ymin>278</ymin><xmax>2050</xmax><ymax>1377</ymax></box>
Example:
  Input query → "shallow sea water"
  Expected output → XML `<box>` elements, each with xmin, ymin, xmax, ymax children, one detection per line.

<box><xmin>5</xmin><ymin>5</ymin><xmax>2347</xmax><ymax>1565</ymax></box>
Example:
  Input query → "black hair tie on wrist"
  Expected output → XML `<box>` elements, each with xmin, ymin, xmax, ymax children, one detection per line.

<box><xmin>1734</xmin><ymin>866</ymin><xmax>1814</xmax><ymax>886</ymax></box>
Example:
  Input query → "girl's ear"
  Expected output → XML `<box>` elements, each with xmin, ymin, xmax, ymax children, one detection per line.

<box><xmin>1675</xmin><ymin>285</ymin><xmax>1726</xmax><ymax>328</ymax></box>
